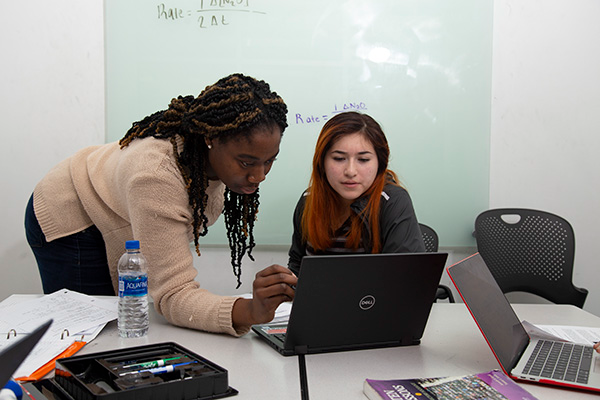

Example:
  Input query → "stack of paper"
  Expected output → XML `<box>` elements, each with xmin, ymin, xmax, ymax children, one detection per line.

<box><xmin>0</xmin><ymin>289</ymin><xmax>118</xmax><ymax>379</ymax></box>
<box><xmin>522</xmin><ymin>320</ymin><xmax>600</xmax><ymax>345</ymax></box>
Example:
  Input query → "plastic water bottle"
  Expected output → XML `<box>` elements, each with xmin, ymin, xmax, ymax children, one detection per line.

<box><xmin>118</xmin><ymin>240</ymin><xmax>149</xmax><ymax>338</ymax></box>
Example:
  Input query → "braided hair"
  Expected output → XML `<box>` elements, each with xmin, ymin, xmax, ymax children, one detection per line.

<box><xmin>119</xmin><ymin>73</ymin><xmax>288</xmax><ymax>287</ymax></box>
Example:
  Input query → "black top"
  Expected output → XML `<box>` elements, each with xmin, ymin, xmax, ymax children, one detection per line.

<box><xmin>288</xmin><ymin>184</ymin><xmax>425</xmax><ymax>275</ymax></box>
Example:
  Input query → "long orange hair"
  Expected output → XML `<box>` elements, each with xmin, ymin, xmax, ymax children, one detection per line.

<box><xmin>301</xmin><ymin>112</ymin><xmax>399</xmax><ymax>253</ymax></box>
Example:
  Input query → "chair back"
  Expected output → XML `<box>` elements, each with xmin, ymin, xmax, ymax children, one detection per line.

<box><xmin>419</xmin><ymin>223</ymin><xmax>454</xmax><ymax>303</ymax></box>
<box><xmin>474</xmin><ymin>208</ymin><xmax>587</xmax><ymax>308</ymax></box>
<box><xmin>418</xmin><ymin>223</ymin><xmax>439</xmax><ymax>252</ymax></box>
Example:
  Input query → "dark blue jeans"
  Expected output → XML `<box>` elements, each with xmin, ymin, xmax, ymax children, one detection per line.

<box><xmin>25</xmin><ymin>195</ymin><xmax>115</xmax><ymax>295</ymax></box>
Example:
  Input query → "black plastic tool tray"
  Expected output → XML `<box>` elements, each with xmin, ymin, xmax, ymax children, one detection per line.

<box><xmin>52</xmin><ymin>342</ymin><xmax>237</xmax><ymax>400</ymax></box>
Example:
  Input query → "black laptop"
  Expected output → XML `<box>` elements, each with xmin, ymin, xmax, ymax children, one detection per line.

<box><xmin>252</xmin><ymin>252</ymin><xmax>448</xmax><ymax>356</ymax></box>
<box><xmin>447</xmin><ymin>253</ymin><xmax>600</xmax><ymax>393</ymax></box>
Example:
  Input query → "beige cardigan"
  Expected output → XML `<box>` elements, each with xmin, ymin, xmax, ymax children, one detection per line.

<box><xmin>33</xmin><ymin>136</ymin><xmax>249</xmax><ymax>336</ymax></box>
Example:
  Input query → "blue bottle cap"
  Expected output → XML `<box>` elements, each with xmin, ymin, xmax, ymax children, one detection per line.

<box><xmin>2</xmin><ymin>380</ymin><xmax>22</xmax><ymax>400</ymax></box>
<box><xmin>125</xmin><ymin>240</ymin><xmax>140</xmax><ymax>250</ymax></box>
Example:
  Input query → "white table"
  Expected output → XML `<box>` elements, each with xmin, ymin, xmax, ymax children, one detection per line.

<box><xmin>77</xmin><ymin>303</ymin><xmax>600</xmax><ymax>399</ymax></box>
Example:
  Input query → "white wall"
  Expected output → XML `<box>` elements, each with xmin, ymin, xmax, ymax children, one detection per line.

<box><xmin>0</xmin><ymin>1</ymin><xmax>105</xmax><ymax>297</ymax></box>
<box><xmin>1</xmin><ymin>0</ymin><xmax>598</xmax><ymax>316</ymax></box>
<box><xmin>489</xmin><ymin>0</ymin><xmax>600</xmax><ymax>310</ymax></box>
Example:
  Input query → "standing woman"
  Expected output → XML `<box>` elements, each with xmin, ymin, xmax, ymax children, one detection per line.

<box><xmin>25</xmin><ymin>73</ymin><xmax>297</xmax><ymax>336</ymax></box>
<box><xmin>288</xmin><ymin>111</ymin><xmax>425</xmax><ymax>275</ymax></box>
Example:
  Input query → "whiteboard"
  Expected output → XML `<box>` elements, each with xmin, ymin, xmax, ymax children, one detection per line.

<box><xmin>105</xmin><ymin>0</ymin><xmax>492</xmax><ymax>247</ymax></box>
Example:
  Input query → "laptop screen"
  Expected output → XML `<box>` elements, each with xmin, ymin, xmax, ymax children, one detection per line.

<box><xmin>447</xmin><ymin>253</ymin><xmax>530</xmax><ymax>372</ymax></box>
<box><xmin>253</xmin><ymin>252</ymin><xmax>449</xmax><ymax>355</ymax></box>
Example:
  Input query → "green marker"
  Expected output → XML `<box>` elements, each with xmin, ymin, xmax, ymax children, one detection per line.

<box><xmin>122</xmin><ymin>356</ymin><xmax>183</xmax><ymax>369</ymax></box>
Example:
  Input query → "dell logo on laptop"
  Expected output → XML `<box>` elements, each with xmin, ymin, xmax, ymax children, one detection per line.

<box><xmin>359</xmin><ymin>295</ymin><xmax>376</xmax><ymax>310</ymax></box>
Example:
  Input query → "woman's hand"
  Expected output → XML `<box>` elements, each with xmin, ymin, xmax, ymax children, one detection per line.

<box><xmin>232</xmin><ymin>264</ymin><xmax>297</xmax><ymax>329</ymax></box>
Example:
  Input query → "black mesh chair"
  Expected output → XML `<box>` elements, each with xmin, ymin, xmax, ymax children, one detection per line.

<box><xmin>419</xmin><ymin>223</ymin><xmax>454</xmax><ymax>303</ymax></box>
<box><xmin>474</xmin><ymin>208</ymin><xmax>588</xmax><ymax>308</ymax></box>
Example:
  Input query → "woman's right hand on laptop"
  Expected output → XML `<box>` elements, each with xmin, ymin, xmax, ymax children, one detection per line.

<box><xmin>232</xmin><ymin>265</ymin><xmax>297</xmax><ymax>330</ymax></box>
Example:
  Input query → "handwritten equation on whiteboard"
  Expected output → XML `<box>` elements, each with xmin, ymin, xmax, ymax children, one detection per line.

<box><xmin>294</xmin><ymin>102</ymin><xmax>368</xmax><ymax>125</ymax></box>
<box><xmin>157</xmin><ymin>1</ymin><xmax>265</xmax><ymax>29</ymax></box>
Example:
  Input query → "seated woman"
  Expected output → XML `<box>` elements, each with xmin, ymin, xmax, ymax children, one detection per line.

<box><xmin>288</xmin><ymin>111</ymin><xmax>425</xmax><ymax>275</ymax></box>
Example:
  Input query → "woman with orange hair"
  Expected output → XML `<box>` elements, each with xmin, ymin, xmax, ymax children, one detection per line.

<box><xmin>288</xmin><ymin>111</ymin><xmax>425</xmax><ymax>275</ymax></box>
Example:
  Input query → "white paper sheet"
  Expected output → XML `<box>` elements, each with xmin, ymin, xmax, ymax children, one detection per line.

<box><xmin>0</xmin><ymin>290</ymin><xmax>118</xmax><ymax>378</ymax></box>
<box><xmin>523</xmin><ymin>320</ymin><xmax>600</xmax><ymax>346</ymax></box>
<box><xmin>0</xmin><ymin>289</ymin><xmax>117</xmax><ymax>337</ymax></box>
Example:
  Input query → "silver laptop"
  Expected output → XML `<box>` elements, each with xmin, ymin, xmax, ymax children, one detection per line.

<box><xmin>252</xmin><ymin>252</ymin><xmax>448</xmax><ymax>356</ymax></box>
<box><xmin>447</xmin><ymin>253</ymin><xmax>600</xmax><ymax>393</ymax></box>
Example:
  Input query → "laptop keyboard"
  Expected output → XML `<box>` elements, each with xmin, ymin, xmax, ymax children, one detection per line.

<box><xmin>272</xmin><ymin>333</ymin><xmax>286</xmax><ymax>344</ymax></box>
<box><xmin>521</xmin><ymin>340</ymin><xmax>593</xmax><ymax>384</ymax></box>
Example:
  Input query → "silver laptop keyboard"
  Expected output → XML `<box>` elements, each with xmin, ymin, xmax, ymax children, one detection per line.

<box><xmin>521</xmin><ymin>340</ymin><xmax>593</xmax><ymax>384</ymax></box>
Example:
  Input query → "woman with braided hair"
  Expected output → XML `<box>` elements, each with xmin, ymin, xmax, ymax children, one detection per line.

<box><xmin>25</xmin><ymin>73</ymin><xmax>297</xmax><ymax>336</ymax></box>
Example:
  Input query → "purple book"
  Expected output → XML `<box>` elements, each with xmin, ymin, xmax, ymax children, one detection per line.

<box><xmin>364</xmin><ymin>369</ymin><xmax>539</xmax><ymax>400</ymax></box>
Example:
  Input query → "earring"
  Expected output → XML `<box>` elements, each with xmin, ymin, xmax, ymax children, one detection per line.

<box><xmin>207</xmin><ymin>144</ymin><xmax>212</xmax><ymax>149</ymax></box>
